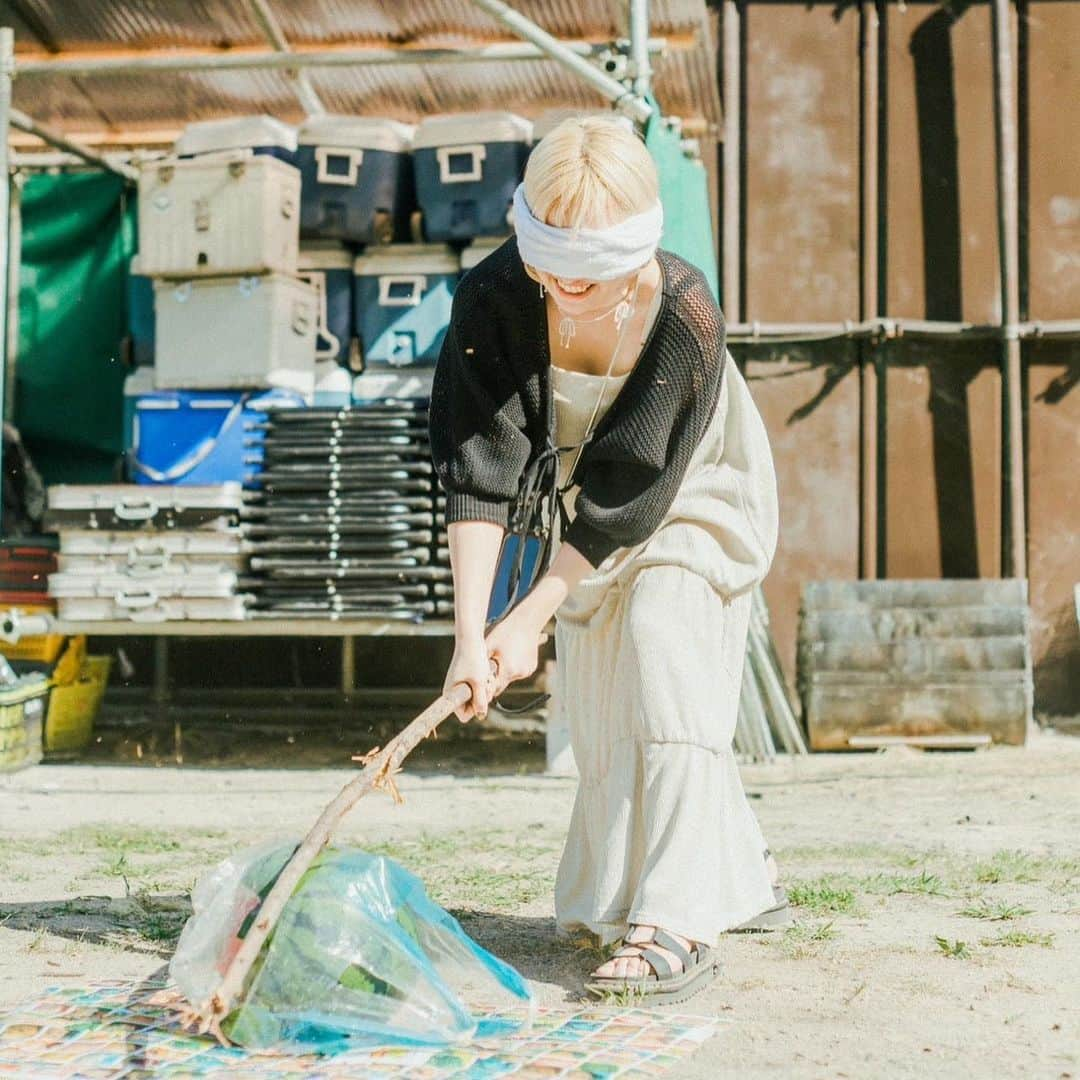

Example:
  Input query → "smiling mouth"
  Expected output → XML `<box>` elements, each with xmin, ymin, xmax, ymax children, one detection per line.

<box><xmin>554</xmin><ymin>281</ymin><xmax>596</xmax><ymax>298</ymax></box>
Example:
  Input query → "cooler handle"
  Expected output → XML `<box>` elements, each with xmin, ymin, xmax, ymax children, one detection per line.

<box><xmin>436</xmin><ymin>144</ymin><xmax>486</xmax><ymax>184</ymax></box>
<box><xmin>114</xmin><ymin>498</ymin><xmax>159</xmax><ymax>522</ymax></box>
<box><xmin>378</xmin><ymin>275</ymin><xmax>426</xmax><ymax>308</ymax></box>
<box><xmin>115</xmin><ymin>588</ymin><xmax>160</xmax><ymax>610</ymax></box>
<box><xmin>315</xmin><ymin>146</ymin><xmax>365</xmax><ymax>187</ymax></box>
<box><xmin>130</xmin><ymin>395</ymin><xmax>250</xmax><ymax>484</ymax></box>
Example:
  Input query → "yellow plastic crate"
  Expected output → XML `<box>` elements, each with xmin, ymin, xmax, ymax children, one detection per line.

<box><xmin>0</xmin><ymin>675</ymin><xmax>49</xmax><ymax>773</ymax></box>
<box><xmin>44</xmin><ymin>655</ymin><xmax>112</xmax><ymax>758</ymax></box>
<box><xmin>0</xmin><ymin>605</ymin><xmax>66</xmax><ymax>664</ymax></box>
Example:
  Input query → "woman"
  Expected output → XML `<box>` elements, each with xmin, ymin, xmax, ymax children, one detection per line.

<box><xmin>429</xmin><ymin>117</ymin><xmax>785</xmax><ymax>1002</ymax></box>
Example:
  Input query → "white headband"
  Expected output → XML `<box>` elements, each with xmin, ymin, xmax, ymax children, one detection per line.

<box><xmin>511</xmin><ymin>182</ymin><xmax>663</xmax><ymax>282</ymax></box>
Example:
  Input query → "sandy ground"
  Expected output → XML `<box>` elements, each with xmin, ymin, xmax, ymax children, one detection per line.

<box><xmin>1</xmin><ymin>728</ymin><xmax>1078</xmax><ymax>1078</ymax></box>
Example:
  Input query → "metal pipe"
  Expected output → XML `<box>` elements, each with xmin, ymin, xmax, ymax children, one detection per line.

<box><xmin>15</xmin><ymin>39</ymin><xmax>668</xmax><ymax>81</ymax></box>
<box><xmin>468</xmin><ymin>0</ymin><xmax>652</xmax><ymax>123</ymax></box>
<box><xmin>0</xmin><ymin>26</ymin><xmax>12</xmax><ymax>513</ymax></box>
<box><xmin>859</xmin><ymin>0</ymin><xmax>881</xmax><ymax>580</ymax></box>
<box><xmin>245</xmin><ymin>0</ymin><xmax>325</xmax><ymax>116</ymax></box>
<box><xmin>991</xmin><ymin>0</ymin><xmax>1026</xmax><ymax>579</ymax></box>
<box><xmin>10</xmin><ymin>107</ymin><xmax>137</xmax><ymax>179</ymax></box>
<box><xmin>725</xmin><ymin>317</ymin><xmax>1080</xmax><ymax>343</ymax></box>
<box><xmin>4</xmin><ymin>169</ymin><xmax>18</xmax><ymax>423</ymax></box>
<box><xmin>629</xmin><ymin>0</ymin><xmax>653</xmax><ymax>99</ymax></box>
<box><xmin>721</xmin><ymin>0</ymin><xmax>741</xmax><ymax>320</ymax></box>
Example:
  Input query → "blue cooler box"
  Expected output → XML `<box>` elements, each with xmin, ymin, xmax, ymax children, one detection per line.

<box><xmin>353</xmin><ymin>244</ymin><xmax>459</xmax><ymax>369</ymax></box>
<box><xmin>174</xmin><ymin>114</ymin><xmax>298</xmax><ymax>164</ymax></box>
<box><xmin>297</xmin><ymin>116</ymin><xmax>414</xmax><ymax>245</ymax></box>
<box><xmin>127</xmin><ymin>256</ymin><xmax>155</xmax><ymax>367</ymax></box>
<box><xmin>412</xmin><ymin>113</ymin><xmax>532</xmax><ymax>242</ymax></box>
<box><xmin>298</xmin><ymin>243</ymin><xmax>356</xmax><ymax>370</ymax></box>
<box><xmin>126</xmin><ymin>375</ymin><xmax>304</xmax><ymax>486</ymax></box>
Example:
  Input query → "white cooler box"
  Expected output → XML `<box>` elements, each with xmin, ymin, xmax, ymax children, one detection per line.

<box><xmin>59</xmin><ymin>531</ymin><xmax>245</xmax><ymax>560</ymax></box>
<box><xmin>49</xmin><ymin>568</ymin><xmax>246</xmax><ymax>623</ymax></box>
<box><xmin>138</xmin><ymin>153</ymin><xmax>301</xmax><ymax>277</ymax></box>
<box><xmin>44</xmin><ymin>484</ymin><xmax>244</xmax><ymax>533</ymax></box>
<box><xmin>154</xmin><ymin>274</ymin><xmax>318</xmax><ymax>395</ymax></box>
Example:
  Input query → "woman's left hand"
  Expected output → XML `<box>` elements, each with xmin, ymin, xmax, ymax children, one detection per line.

<box><xmin>484</xmin><ymin>609</ymin><xmax>547</xmax><ymax>697</ymax></box>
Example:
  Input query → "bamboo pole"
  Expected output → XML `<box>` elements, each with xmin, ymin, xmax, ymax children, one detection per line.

<box><xmin>182</xmin><ymin>682</ymin><xmax>473</xmax><ymax>1042</ymax></box>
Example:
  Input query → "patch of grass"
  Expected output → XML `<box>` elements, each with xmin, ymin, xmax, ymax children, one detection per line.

<box><xmin>25</xmin><ymin>928</ymin><xmax>49</xmax><ymax>953</ymax></box>
<box><xmin>981</xmin><ymin>930</ymin><xmax>1054</xmax><ymax>949</ymax></box>
<box><xmin>592</xmin><ymin>984</ymin><xmax>645</xmax><ymax>1007</ymax></box>
<box><xmin>787</xmin><ymin>878</ymin><xmax>857</xmax><ymax>916</ymax></box>
<box><xmin>933</xmin><ymin>935</ymin><xmax>971</xmax><ymax>959</ymax></box>
<box><xmin>957</xmin><ymin>899</ymin><xmax>1034</xmax><ymax>921</ymax></box>
<box><xmin>972</xmin><ymin>850</ymin><xmax>1044</xmax><ymax>885</ymax></box>
<box><xmin>863</xmin><ymin>870</ymin><xmax>948</xmax><ymax>898</ymax></box>
<box><xmin>779</xmin><ymin>843</ymin><xmax>927</xmax><ymax>868</ymax></box>
<box><xmin>774</xmin><ymin>920</ymin><xmax>837</xmax><ymax>959</ymax></box>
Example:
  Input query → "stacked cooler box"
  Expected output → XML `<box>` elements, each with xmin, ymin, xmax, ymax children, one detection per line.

<box><xmin>241</xmin><ymin>403</ymin><xmax>452</xmax><ymax>620</ymax></box>
<box><xmin>45</xmin><ymin>485</ymin><xmax>248</xmax><ymax>622</ymax></box>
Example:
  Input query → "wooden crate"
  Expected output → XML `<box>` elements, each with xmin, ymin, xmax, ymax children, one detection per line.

<box><xmin>799</xmin><ymin>580</ymin><xmax>1032</xmax><ymax>749</ymax></box>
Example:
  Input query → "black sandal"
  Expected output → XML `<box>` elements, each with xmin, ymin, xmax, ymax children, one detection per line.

<box><xmin>585</xmin><ymin>928</ymin><xmax>719</xmax><ymax>1005</ymax></box>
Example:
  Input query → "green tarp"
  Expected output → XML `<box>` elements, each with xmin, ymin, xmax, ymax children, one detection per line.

<box><xmin>644</xmin><ymin>98</ymin><xmax>720</xmax><ymax>301</ymax></box>
<box><xmin>16</xmin><ymin>172</ymin><xmax>135</xmax><ymax>484</ymax></box>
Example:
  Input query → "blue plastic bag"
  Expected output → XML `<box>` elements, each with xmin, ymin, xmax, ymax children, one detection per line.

<box><xmin>170</xmin><ymin>841</ymin><xmax>534</xmax><ymax>1052</ymax></box>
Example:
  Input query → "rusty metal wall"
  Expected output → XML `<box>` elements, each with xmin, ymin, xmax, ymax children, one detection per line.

<box><xmin>735</xmin><ymin>1</ymin><xmax>1078</xmax><ymax>715</ymax></box>
<box><xmin>1025</xmin><ymin>343</ymin><xmax>1080</xmax><ymax>715</ymax></box>
<box><xmin>743</xmin><ymin>2</ymin><xmax>861</xmax><ymax>321</ymax></box>
<box><xmin>882</xmin><ymin>344</ymin><xmax>1002</xmax><ymax>579</ymax></box>
<box><xmin>744</xmin><ymin>347</ymin><xmax>862</xmax><ymax>696</ymax></box>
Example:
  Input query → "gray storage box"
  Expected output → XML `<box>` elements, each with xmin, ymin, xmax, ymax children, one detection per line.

<box><xmin>154</xmin><ymin>274</ymin><xmax>317</xmax><ymax>396</ymax></box>
<box><xmin>138</xmin><ymin>154</ymin><xmax>301</xmax><ymax>277</ymax></box>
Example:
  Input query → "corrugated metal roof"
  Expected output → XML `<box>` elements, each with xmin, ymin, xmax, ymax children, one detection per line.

<box><xmin>4</xmin><ymin>0</ymin><xmax>720</xmax><ymax>142</ymax></box>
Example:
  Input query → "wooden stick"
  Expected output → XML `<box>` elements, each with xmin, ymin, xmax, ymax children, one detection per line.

<box><xmin>182</xmin><ymin>682</ymin><xmax>474</xmax><ymax>1042</ymax></box>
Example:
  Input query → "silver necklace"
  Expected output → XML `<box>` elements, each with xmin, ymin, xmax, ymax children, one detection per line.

<box><xmin>554</xmin><ymin>283</ymin><xmax>636</xmax><ymax>350</ymax></box>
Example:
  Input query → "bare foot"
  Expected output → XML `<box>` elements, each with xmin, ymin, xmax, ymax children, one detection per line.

<box><xmin>591</xmin><ymin>924</ymin><xmax>696</xmax><ymax>981</ymax></box>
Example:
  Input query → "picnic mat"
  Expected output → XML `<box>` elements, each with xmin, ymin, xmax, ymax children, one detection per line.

<box><xmin>0</xmin><ymin>979</ymin><xmax>721</xmax><ymax>1078</ymax></box>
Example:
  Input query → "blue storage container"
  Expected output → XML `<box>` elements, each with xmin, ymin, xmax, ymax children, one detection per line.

<box><xmin>127</xmin><ymin>255</ymin><xmax>155</xmax><ymax>367</ymax></box>
<box><xmin>298</xmin><ymin>243</ymin><xmax>356</xmax><ymax>370</ymax></box>
<box><xmin>352</xmin><ymin>245</ymin><xmax>459</xmax><ymax>369</ymax></box>
<box><xmin>412</xmin><ymin>113</ymin><xmax>532</xmax><ymax>242</ymax></box>
<box><xmin>126</xmin><ymin>381</ymin><xmax>304</xmax><ymax>487</ymax></box>
<box><xmin>174</xmin><ymin>115</ymin><xmax>298</xmax><ymax>164</ymax></box>
<box><xmin>296</xmin><ymin>116</ymin><xmax>414</xmax><ymax>245</ymax></box>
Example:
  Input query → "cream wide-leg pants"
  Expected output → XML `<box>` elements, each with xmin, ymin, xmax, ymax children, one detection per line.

<box><xmin>552</xmin><ymin>564</ymin><xmax>775</xmax><ymax>947</ymax></box>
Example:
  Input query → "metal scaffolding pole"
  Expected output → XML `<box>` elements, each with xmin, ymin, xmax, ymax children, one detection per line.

<box><xmin>245</xmin><ymin>0</ymin><xmax>325</xmax><ymax>116</ymax></box>
<box><xmin>859</xmin><ymin>0</ymin><xmax>881</xmax><ymax>580</ymax></box>
<box><xmin>468</xmin><ymin>0</ymin><xmax>652</xmax><ymax>123</ymax></box>
<box><xmin>10</xmin><ymin>107</ymin><xmax>137</xmax><ymax>180</ymax></box>
<box><xmin>0</xmin><ymin>28</ymin><xmax>11</xmax><ymax>526</ymax></box>
<box><xmin>14</xmin><ymin>39</ymin><xmax>668</xmax><ymax>80</ymax></box>
<box><xmin>991</xmin><ymin>0</ymin><xmax>1026</xmax><ymax>580</ymax></box>
<box><xmin>629</xmin><ymin>0</ymin><xmax>654</xmax><ymax>99</ymax></box>
<box><xmin>721</xmin><ymin>0</ymin><xmax>741</xmax><ymax>321</ymax></box>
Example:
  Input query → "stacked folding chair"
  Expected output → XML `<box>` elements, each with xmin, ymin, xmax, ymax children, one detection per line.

<box><xmin>241</xmin><ymin>402</ymin><xmax>452</xmax><ymax>620</ymax></box>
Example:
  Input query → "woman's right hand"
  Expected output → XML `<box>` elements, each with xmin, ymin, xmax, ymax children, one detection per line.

<box><xmin>443</xmin><ymin>637</ymin><xmax>496</xmax><ymax>723</ymax></box>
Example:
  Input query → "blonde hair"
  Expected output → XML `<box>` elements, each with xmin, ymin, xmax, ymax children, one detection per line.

<box><xmin>523</xmin><ymin>116</ymin><xmax>659</xmax><ymax>230</ymax></box>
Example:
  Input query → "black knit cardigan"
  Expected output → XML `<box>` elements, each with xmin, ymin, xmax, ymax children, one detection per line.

<box><xmin>428</xmin><ymin>237</ymin><xmax>727</xmax><ymax>569</ymax></box>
